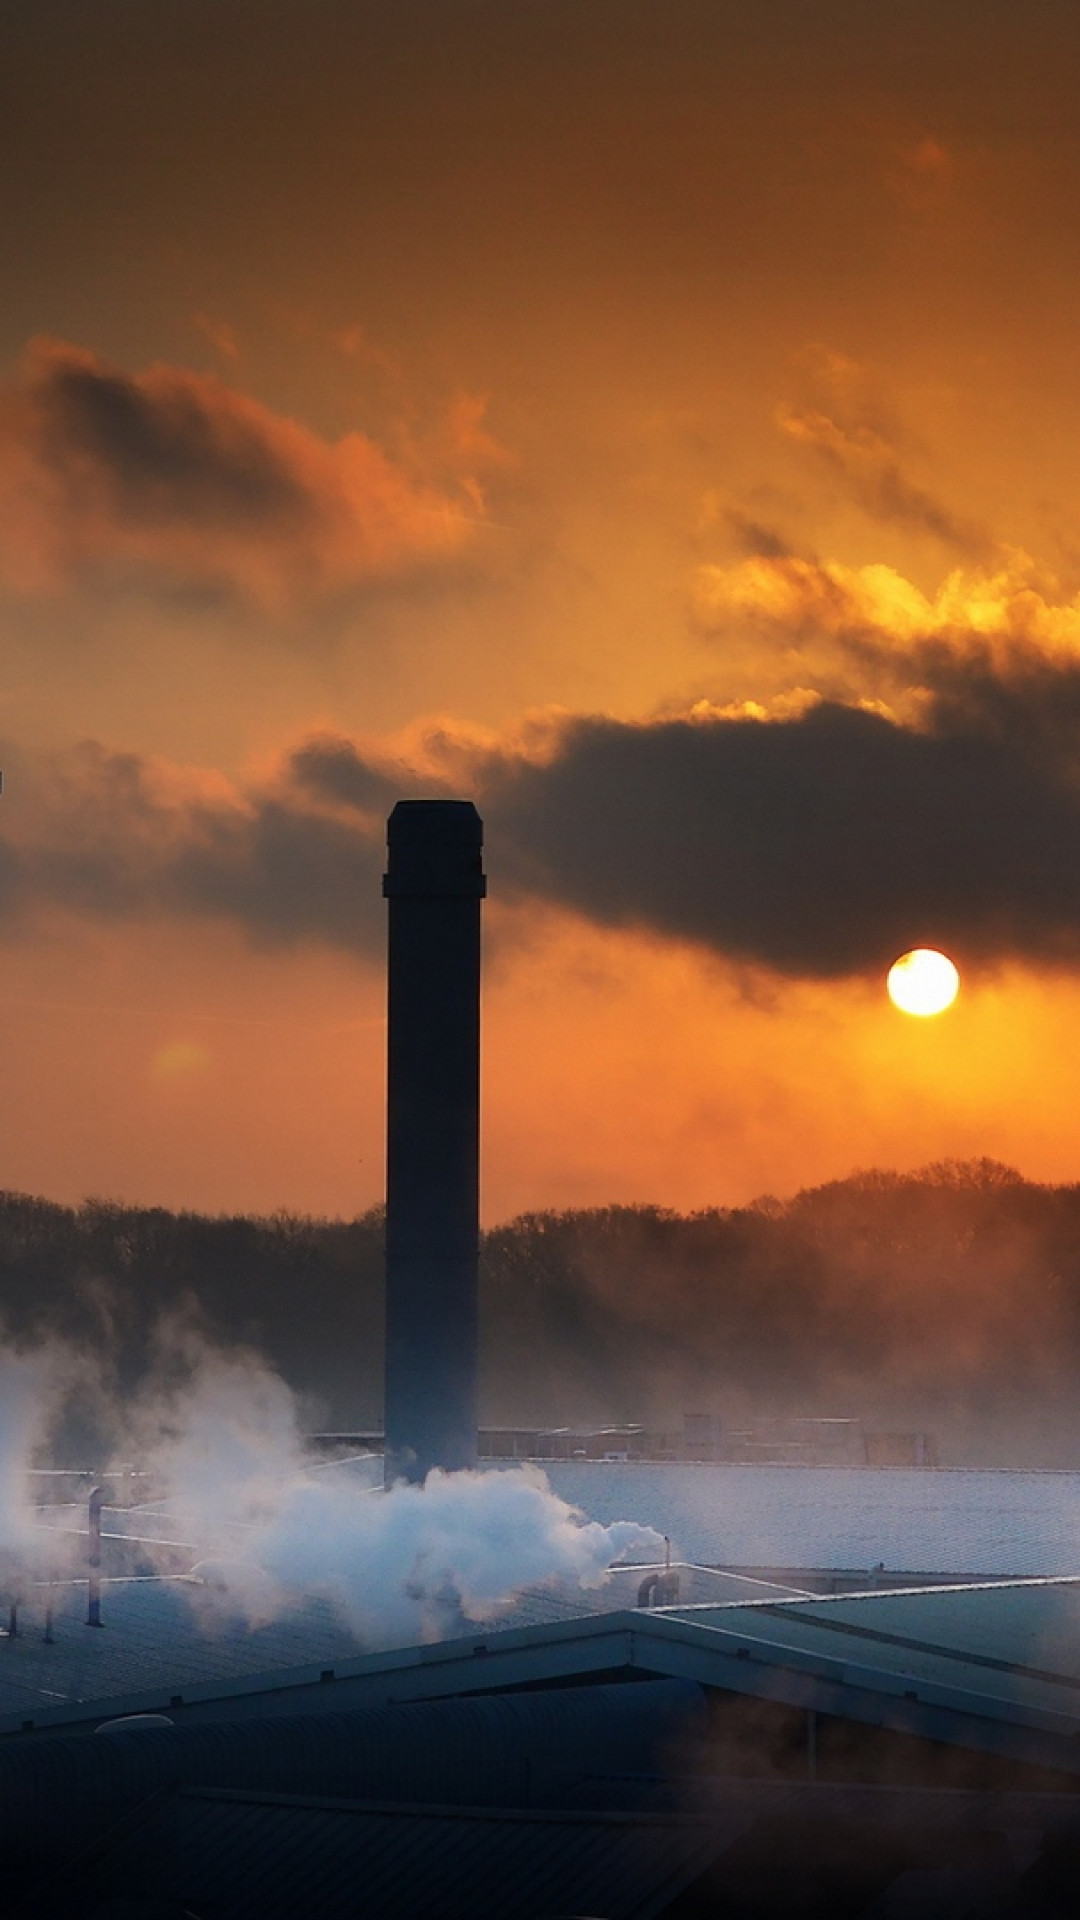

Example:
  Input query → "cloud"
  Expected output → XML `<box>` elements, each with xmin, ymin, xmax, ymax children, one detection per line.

<box><xmin>287</xmin><ymin>733</ymin><xmax>406</xmax><ymax>818</ymax></box>
<box><xmin>694</xmin><ymin>552</ymin><xmax>933</xmax><ymax>652</ymax></box>
<box><xmin>776</xmin><ymin>345</ymin><xmax>985</xmax><ymax>553</ymax></box>
<box><xmin>9</xmin><ymin>560</ymin><xmax>1080</xmax><ymax>984</ymax></box>
<box><xmin>707</xmin><ymin>499</ymin><xmax>796</xmax><ymax>562</ymax></box>
<box><xmin>777</xmin><ymin>403</ymin><xmax>982</xmax><ymax>549</ymax></box>
<box><xmin>0</xmin><ymin>338</ymin><xmax>501</xmax><ymax>607</ymax></box>
<box><xmin>248</xmin><ymin>1465</ymin><xmax>661</xmax><ymax>1644</ymax></box>
<box><xmin>474</xmin><ymin>555</ymin><xmax>1080</xmax><ymax>976</ymax></box>
<box><xmin>693</xmin><ymin>549</ymin><xmax>1080</xmax><ymax>714</ymax></box>
<box><xmin>126</xmin><ymin>1307</ymin><xmax>662</xmax><ymax>1641</ymax></box>
<box><xmin>483</xmin><ymin>701</ymin><xmax>1080</xmax><ymax>976</ymax></box>
<box><xmin>0</xmin><ymin>738</ymin><xmax>391</xmax><ymax>954</ymax></box>
<box><xmin>190</xmin><ymin>314</ymin><xmax>242</xmax><ymax>363</ymax></box>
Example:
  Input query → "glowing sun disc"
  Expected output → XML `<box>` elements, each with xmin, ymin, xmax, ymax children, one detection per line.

<box><xmin>887</xmin><ymin>948</ymin><xmax>960</xmax><ymax>1017</ymax></box>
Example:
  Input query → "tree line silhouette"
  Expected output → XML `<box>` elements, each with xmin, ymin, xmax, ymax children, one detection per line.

<box><xmin>1</xmin><ymin>1159</ymin><xmax>1078</xmax><ymax>1464</ymax></box>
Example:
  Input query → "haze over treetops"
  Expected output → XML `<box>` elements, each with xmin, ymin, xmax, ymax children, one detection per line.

<box><xmin>3</xmin><ymin>1161</ymin><xmax>1075</xmax><ymax>1466</ymax></box>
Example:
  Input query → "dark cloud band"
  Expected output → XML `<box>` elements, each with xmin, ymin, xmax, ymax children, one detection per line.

<box><xmin>487</xmin><ymin>699</ymin><xmax>1073</xmax><ymax>975</ymax></box>
<box><xmin>4</xmin><ymin>654</ymin><xmax>1080</xmax><ymax>977</ymax></box>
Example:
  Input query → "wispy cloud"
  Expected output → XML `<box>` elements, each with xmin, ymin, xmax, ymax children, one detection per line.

<box><xmin>776</xmin><ymin>345</ymin><xmax>986</xmax><ymax>553</ymax></box>
<box><xmin>0</xmin><ymin>339</ymin><xmax>504</xmax><ymax>608</ymax></box>
<box><xmin>0</xmin><ymin>739</ymin><xmax>392</xmax><ymax>954</ymax></box>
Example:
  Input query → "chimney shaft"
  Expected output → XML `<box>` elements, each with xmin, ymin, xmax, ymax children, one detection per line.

<box><xmin>383</xmin><ymin>801</ymin><xmax>485</xmax><ymax>1486</ymax></box>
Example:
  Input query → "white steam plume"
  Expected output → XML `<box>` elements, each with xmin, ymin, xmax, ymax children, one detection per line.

<box><xmin>0</xmin><ymin>1339</ymin><xmax>91</xmax><ymax>1592</ymax></box>
<box><xmin>108</xmin><ymin>1310</ymin><xmax>665</xmax><ymax>1645</ymax></box>
<box><xmin>250</xmin><ymin>1463</ymin><xmax>662</xmax><ymax>1643</ymax></box>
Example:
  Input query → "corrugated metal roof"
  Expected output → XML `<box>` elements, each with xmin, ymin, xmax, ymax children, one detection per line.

<box><xmin>14</xmin><ymin>1457</ymin><xmax>1075</xmax><ymax>1738</ymax></box>
<box><xmin>539</xmin><ymin>1461</ymin><xmax>1080</xmax><ymax>1577</ymax></box>
<box><xmin>33</xmin><ymin>1458</ymin><xmax>1080</xmax><ymax>1585</ymax></box>
<box><xmin>11</xmin><ymin>1575</ymin><xmax>1080</xmax><ymax>1774</ymax></box>
<box><xmin>43</xmin><ymin>1787</ymin><xmax>732</xmax><ymax>1920</ymax></box>
<box><xmin>10</xmin><ymin>1483</ymin><xmax>1080</xmax><ymax>1781</ymax></box>
<box><xmin>0</xmin><ymin>1679</ymin><xmax>706</xmax><ymax>1875</ymax></box>
<box><xmin>0</xmin><ymin>1557</ymin><xmax>797</xmax><ymax>1733</ymax></box>
<box><xmin>661</xmin><ymin>1580</ymin><xmax>1080</xmax><ymax>1725</ymax></box>
<box><xmin>745</xmin><ymin>1580</ymin><xmax>1080</xmax><ymax>1678</ymax></box>
<box><xmin>0</xmin><ymin>1578</ymin><xmax>366</xmax><ymax>1724</ymax></box>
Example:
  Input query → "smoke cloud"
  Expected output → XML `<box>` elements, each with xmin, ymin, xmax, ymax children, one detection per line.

<box><xmin>0</xmin><ymin>1347</ymin><xmax>77</xmax><ymax>1586</ymax></box>
<box><xmin>251</xmin><ymin>1466</ymin><xmax>662</xmax><ymax>1643</ymax></box>
<box><xmin>776</xmin><ymin>404</ymin><xmax>981</xmax><ymax>553</ymax></box>
<box><xmin>0</xmin><ymin>1311</ymin><xmax>663</xmax><ymax>1649</ymax></box>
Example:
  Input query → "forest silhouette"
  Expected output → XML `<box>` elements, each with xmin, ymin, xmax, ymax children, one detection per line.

<box><xmin>1</xmin><ymin>1159</ymin><xmax>1077</xmax><ymax>1467</ymax></box>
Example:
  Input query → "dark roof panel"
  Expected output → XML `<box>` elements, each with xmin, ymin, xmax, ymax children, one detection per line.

<box><xmin>50</xmin><ymin>1788</ymin><xmax>731</xmax><ymax>1920</ymax></box>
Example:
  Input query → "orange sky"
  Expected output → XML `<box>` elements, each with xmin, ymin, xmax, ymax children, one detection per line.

<box><xmin>4</xmin><ymin>0</ymin><xmax>1080</xmax><ymax>1220</ymax></box>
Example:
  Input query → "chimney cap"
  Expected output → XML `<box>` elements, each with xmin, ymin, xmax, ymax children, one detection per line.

<box><xmin>387</xmin><ymin>798</ymin><xmax>482</xmax><ymax>843</ymax></box>
<box><xmin>384</xmin><ymin>799</ymin><xmax>485</xmax><ymax>897</ymax></box>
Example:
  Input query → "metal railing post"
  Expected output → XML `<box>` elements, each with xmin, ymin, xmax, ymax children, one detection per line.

<box><xmin>87</xmin><ymin>1486</ymin><xmax>105</xmax><ymax>1627</ymax></box>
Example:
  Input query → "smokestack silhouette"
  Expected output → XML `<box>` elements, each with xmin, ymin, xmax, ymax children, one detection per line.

<box><xmin>383</xmin><ymin>801</ymin><xmax>485</xmax><ymax>1486</ymax></box>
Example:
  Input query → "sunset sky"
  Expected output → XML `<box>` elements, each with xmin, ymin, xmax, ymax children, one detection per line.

<box><xmin>4</xmin><ymin>0</ymin><xmax>1080</xmax><ymax>1222</ymax></box>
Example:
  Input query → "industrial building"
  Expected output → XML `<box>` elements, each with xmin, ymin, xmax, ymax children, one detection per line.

<box><xmin>6</xmin><ymin>1559</ymin><xmax>1080</xmax><ymax>1914</ymax></box>
<box><xmin>4</xmin><ymin>802</ymin><xmax>1078</xmax><ymax>1915</ymax></box>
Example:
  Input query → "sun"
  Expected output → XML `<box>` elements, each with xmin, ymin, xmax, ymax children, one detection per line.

<box><xmin>887</xmin><ymin>948</ymin><xmax>960</xmax><ymax>1017</ymax></box>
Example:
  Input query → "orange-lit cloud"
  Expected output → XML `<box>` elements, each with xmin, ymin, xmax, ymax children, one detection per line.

<box><xmin>773</xmin><ymin>344</ymin><xmax>983</xmax><ymax>552</ymax></box>
<box><xmin>0</xmin><ymin>738</ymin><xmax>390</xmax><ymax>952</ymax></box>
<box><xmin>693</xmin><ymin>548</ymin><xmax>1080</xmax><ymax>704</ymax></box>
<box><xmin>694</xmin><ymin>553</ymin><xmax>932</xmax><ymax>651</ymax></box>
<box><xmin>0</xmin><ymin>339</ymin><xmax>501</xmax><ymax>609</ymax></box>
<box><xmin>777</xmin><ymin>401</ymin><xmax>983</xmax><ymax>550</ymax></box>
<box><xmin>884</xmin><ymin>130</ymin><xmax>961</xmax><ymax>213</ymax></box>
<box><xmin>10</xmin><ymin>619</ymin><xmax>1080</xmax><ymax>987</ymax></box>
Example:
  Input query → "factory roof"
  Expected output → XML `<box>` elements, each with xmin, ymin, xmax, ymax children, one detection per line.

<box><xmin>10</xmin><ymin>1572</ymin><xmax>1080</xmax><ymax>1781</ymax></box>
<box><xmin>0</xmin><ymin>1578</ymin><xmax>367</xmax><ymax>1730</ymax></box>
<box><xmin>54</xmin><ymin>1787</ymin><xmax>730</xmax><ymax>1920</ymax></box>
<box><xmin>11</xmin><ymin>1458</ymin><xmax>1080</xmax><ymax>1767</ymax></box>
<box><xmin>13</xmin><ymin>1577</ymin><xmax>1080</xmax><ymax>1920</ymax></box>
<box><xmin>657</xmin><ymin>1579</ymin><xmax>1080</xmax><ymax>1759</ymax></box>
<box><xmin>17</xmin><ymin>1659</ymin><xmax>1080</xmax><ymax>1920</ymax></box>
<box><xmin>539</xmin><ymin>1459</ymin><xmax>1080</xmax><ymax>1578</ymax></box>
<box><xmin>3</xmin><ymin>1678</ymin><xmax>711</xmax><ymax>1917</ymax></box>
<box><xmin>0</xmin><ymin>1559</ymin><xmax>799</xmax><ymax>1735</ymax></box>
<box><xmin>24</xmin><ymin>1774</ymin><xmax>1080</xmax><ymax>1920</ymax></box>
<box><xmin>350</xmin><ymin>1574</ymin><xmax>1080</xmax><ymax>1776</ymax></box>
<box><xmin>670</xmin><ymin>1578</ymin><xmax>1080</xmax><ymax>1690</ymax></box>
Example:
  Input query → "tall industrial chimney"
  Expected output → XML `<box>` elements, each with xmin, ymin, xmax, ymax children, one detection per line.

<box><xmin>383</xmin><ymin>800</ymin><xmax>485</xmax><ymax>1486</ymax></box>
